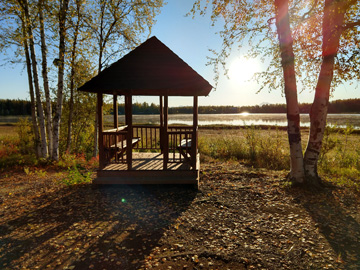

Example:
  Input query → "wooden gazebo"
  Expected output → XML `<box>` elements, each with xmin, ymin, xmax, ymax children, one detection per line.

<box><xmin>78</xmin><ymin>36</ymin><xmax>212</xmax><ymax>186</ymax></box>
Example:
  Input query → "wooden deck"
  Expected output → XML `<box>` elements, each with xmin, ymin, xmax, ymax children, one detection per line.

<box><xmin>94</xmin><ymin>152</ymin><xmax>200</xmax><ymax>186</ymax></box>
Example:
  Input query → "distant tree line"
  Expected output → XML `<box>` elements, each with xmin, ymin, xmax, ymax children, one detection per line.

<box><xmin>0</xmin><ymin>99</ymin><xmax>32</xmax><ymax>116</ymax></box>
<box><xmin>3</xmin><ymin>98</ymin><xmax>360</xmax><ymax>116</ymax></box>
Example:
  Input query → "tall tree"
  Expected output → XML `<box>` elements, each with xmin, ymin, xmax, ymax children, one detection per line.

<box><xmin>65</xmin><ymin>0</ymin><xmax>83</xmax><ymax>152</ymax></box>
<box><xmin>52</xmin><ymin>0</ymin><xmax>70</xmax><ymax>161</ymax></box>
<box><xmin>21</xmin><ymin>19</ymin><xmax>42</xmax><ymax>157</ymax></box>
<box><xmin>21</xmin><ymin>0</ymin><xmax>48</xmax><ymax>158</ymax></box>
<box><xmin>192</xmin><ymin>0</ymin><xmax>360</xmax><ymax>185</ymax></box>
<box><xmin>303</xmin><ymin>0</ymin><xmax>352</xmax><ymax>184</ymax></box>
<box><xmin>274</xmin><ymin>0</ymin><xmax>305</xmax><ymax>182</ymax></box>
<box><xmin>38</xmin><ymin>0</ymin><xmax>53</xmax><ymax>158</ymax></box>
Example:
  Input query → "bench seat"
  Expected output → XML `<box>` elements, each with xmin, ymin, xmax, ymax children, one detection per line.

<box><xmin>111</xmin><ymin>138</ymin><xmax>140</xmax><ymax>149</ymax></box>
<box><xmin>108</xmin><ymin>137</ymin><xmax>140</xmax><ymax>162</ymax></box>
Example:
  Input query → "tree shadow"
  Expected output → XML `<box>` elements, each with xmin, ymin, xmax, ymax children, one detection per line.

<box><xmin>0</xmin><ymin>184</ymin><xmax>197</xmax><ymax>269</ymax></box>
<box><xmin>286</xmin><ymin>185</ymin><xmax>360</xmax><ymax>268</ymax></box>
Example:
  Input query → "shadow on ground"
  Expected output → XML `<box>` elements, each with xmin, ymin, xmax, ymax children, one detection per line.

<box><xmin>0</xmin><ymin>184</ymin><xmax>197</xmax><ymax>269</ymax></box>
<box><xmin>286</xmin><ymin>185</ymin><xmax>360</xmax><ymax>268</ymax></box>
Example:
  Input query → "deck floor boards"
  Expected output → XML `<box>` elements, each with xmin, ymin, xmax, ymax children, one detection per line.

<box><xmin>102</xmin><ymin>152</ymin><xmax>191</xmax><ymax>171</ymax></box>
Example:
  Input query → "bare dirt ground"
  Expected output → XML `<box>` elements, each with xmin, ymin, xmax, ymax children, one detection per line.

<box><xmin>1</xmin><ymin>161</ymin><xmax>360</xmax><ymax>270</ymax></box>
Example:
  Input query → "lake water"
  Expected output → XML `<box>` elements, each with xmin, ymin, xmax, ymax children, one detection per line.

<box><xmin>107</xmin><ymin>113</ymin><xmax>360</xmax><ymax>129</ymax></box>
<box><xmin>2</xmin><ymin>114</ymin><xmax>360</xmax><ymax>129</ymax></box>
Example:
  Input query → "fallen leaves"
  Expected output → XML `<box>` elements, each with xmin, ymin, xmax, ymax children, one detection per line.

<box><xmin>1</xmin><ymin>161</ymin><xmax>360</xmax><ymax>269</ymax></box>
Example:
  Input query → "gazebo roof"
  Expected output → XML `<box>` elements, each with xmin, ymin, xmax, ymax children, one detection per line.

<box><xmin>78</xmin><ymin>36</ymin><xmax>213</xmax><ymax>96</ymax></box>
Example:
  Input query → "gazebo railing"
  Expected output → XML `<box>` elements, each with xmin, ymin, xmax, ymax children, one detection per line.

<box><xmin>102</xmin><ymin>126</ymin><xmax>128</xmax><ymax>164</ymax></box>
<box><xmin>168</xmin><ymin>126</ymin><xmax>194</xmax><ymax>163</ymax></box>
<box><xmin>132</xmin><ymin>125</ymin><xmax>194</xmax><ymax>156</ymax></box>
<box><xmin>101</xmin><ymin>125</ymin><xmax>196</xmax><ymax>167</ymax></box>
<box><xmin>132</xmin><ymin>125</ymin><xmax>161</xmax><ymax>151</ymax></box>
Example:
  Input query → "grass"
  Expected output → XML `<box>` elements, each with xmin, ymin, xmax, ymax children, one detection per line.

<box><xmin>199</xmin><ymin>125</ymin><xmax>360</xmax><ymax>190</ymax></box>
<box><xmin>0</xmin><ymin>125</ymin><xmax>17</xmax><ymax>137</ymax></box>
<box><xmin>0</xmin><ymin>123</ymin><xmax>359</xmax><ymax>189</ymax></box>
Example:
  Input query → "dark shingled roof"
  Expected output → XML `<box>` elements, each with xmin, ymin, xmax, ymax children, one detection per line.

<box><xmin>78</xmin><ymin>36</ymin><xmax>213</xmax><ymax>96</ymax></box>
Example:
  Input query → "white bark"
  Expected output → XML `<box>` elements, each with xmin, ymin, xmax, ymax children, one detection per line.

<box><xmin>52</xmin><ymin>0</ymin><xmax>70</xmax><ymax>160</ymax></box>
<box><xmin>275</xmin><ymin>0</ymin><xmax>304</xmax><ymax>183</ymax></box>
<box><xmin>39</xmin><ymin>2</ymin><xmax>53</xmax><ymax>158</ymax></box>
<box><xmin>21</xmin><ymin>21</ymin><xmax>41</xmax><ymax>158</ymax></box>
<box><xmin>23</xmin><ymin>0</ymin><xmax>48</xmax><ymax>158</ymax></box>
<box><xmin>304</xmin><ymin>0</ymin><xmax>346</xmax><ymax>181</ymax></box>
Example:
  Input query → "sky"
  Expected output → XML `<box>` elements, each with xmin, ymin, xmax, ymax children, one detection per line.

<box><xmin>0</xmin><ymin>0</ymin><xmax>359</xmax><ymax>107</ymax></box>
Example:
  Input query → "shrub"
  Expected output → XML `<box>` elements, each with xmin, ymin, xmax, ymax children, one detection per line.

<box><xmin>16</xmin><ymin>117</ymin><xmax>35</xmax><ymax>155</ymax></box>
<box><xmin>60</xmin><ymin>165</ymin><xmax>92</xmax><ymax>186</ymax></box>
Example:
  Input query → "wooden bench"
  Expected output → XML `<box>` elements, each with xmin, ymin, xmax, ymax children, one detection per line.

<box><xmin>111</xmin><ymin>137</ymin><xmax>140</xmax><ymax>162</ymax></box>
<box><xmin>177</xmin><ymin>139</ymin><xmax>192</xmax><ymax>163</ymax></box>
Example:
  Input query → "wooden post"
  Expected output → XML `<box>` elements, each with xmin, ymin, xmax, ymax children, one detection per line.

<box><xmin>98</xmin><ymin>93</ymin><xmax>104</xmax><ymax>169</ymax></box>
<box><xmin>125</xmin><ymin>95</ymin><xmax>132</xmax><ymax>170</ymax></box>
<box><xmin>192</xmin><ymin>96</ymin><xmax>198</xmax><ymax>170</ymax></box>
<box><xmin>159</xmin><ymin>96</ymin><xmax>164</xmax><ymax>154</ymax></box>
<box><xmin>113</xmin><ymin>95</ymin><xmax>118</xmax><ymax>129</ymax></box>
<box><xmin>163</xmin><ymin>96</ymin><xmax>168</xmax><ymax>170</ymax></box>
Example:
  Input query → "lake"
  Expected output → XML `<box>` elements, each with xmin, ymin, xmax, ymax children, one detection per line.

<box><xmin>1</xmin><ymin>114</ymin><xmax>360</xmax><ymax>129</ymax></box>
<box><xmin>106</xmin><ymin>113</ymin><xmax>360</xmax><ymax>129</ymax></box>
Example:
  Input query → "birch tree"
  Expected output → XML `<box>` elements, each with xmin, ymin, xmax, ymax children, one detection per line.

<box><xmin>20</xmin><ymin>0</ymin><xmax>48</xmax><ymax>158</ymax></box>
<box><xmin>52</xmin><ymin>0</ymin><xmax>70</xmax><ymax>161</ymax></box>
<box><xmin>192</xmin><ymin>0</ymin><xmax>360</xmax><ymax>185</ymax></box>
<box><xmin>38</xmin><ymin>0</ymin><xmax>53</xmax><ymax>158</ymax></box>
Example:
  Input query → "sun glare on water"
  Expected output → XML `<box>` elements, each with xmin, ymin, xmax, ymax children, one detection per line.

<box><xmin>229</xmin><ymin>57</ymin><xmax>260</xmax><ymax>85</ymax></box>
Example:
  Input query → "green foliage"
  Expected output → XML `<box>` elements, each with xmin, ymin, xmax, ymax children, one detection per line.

<box><xmin>16</xmin><ymin>117</ymin><xmax>35</xmax><ymax>155</ymax></box>
<box><xmin>319</xmin><ymin>124</ymin><xmax>360</xmax><ymax>189</ymax></box>
<box><xmin>60</xmin><ymin>165</ymin><xmax>92</xmax><ymax>186</ymax></box>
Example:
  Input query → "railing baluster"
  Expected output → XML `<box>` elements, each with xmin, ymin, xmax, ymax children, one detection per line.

<box><xmin>150</xmin><ymin>127</ymin><xmax>153</xmax><ymax>149</ymax></box>
<box><xmin>146</xmin><ymin>127</ymin><xmax>148</xmax><ymax>149</ymax></box>
<box><xmin>154</xmin><ymin>127</ymin><xmax>156</xmax><ymax>149</ymax></box>
<box><xmin>173</xmin><ymin>132</ymin><xmax>175</xmax><ymax>162</ymax></box>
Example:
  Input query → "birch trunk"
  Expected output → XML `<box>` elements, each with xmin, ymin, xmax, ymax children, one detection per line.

<box><xmin>274</xmin><ymin>0</ymin><xmax>304</xmax><ymax>183</ymax></box>
<box><xmin>66</xmin><ymin>1</ymin><xmax>81</xmax><ymax>152</ymax></box>
<box><xmin>21</xmin><ymin>21</ymin><xmax>41</xmax><ymax>157</ymax></box>
<box><xmin>23</xmin><ymin>0</ymin><xmax>48</xmax><ymax>158</ymax></box>
<box><xmin>304</xmin><ymin>0</ymin><xmax>346</xmax><ymax>183</ymax></box>
<box><xmin>53</xmin><ymin>0</ymin><xmax>70</xmax><ymax>160</ymax></box>
<box><xmin>39</xmin><ymin>1</ymin><xmax>53</xmax><ymax>158</ymax></box>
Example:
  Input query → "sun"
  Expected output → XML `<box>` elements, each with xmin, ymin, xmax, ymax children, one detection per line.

<box><xmin>229</xmin><ymin>57</ymin><xmax>260</xmax><ymax>85</ymax></box>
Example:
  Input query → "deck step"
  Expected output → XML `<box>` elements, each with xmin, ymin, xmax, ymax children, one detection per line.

<box><xmin>93</xmin><ymin>175</ymin><xmax>198</xmax><ymax>185</ymax></box>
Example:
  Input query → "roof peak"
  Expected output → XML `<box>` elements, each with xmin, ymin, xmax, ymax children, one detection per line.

<box><xmin>78</xmin><ymin>36</ymin><xmax>213</xmax><ymax>96</ymax></box>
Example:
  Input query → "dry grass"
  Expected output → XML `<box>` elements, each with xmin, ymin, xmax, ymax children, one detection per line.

<box><xmin>199</xmin><ymin>126</ymin><xmax>360</xmax><ymax>189</ymax></box>
<box><xmin>0</xmin><ymin>125</ymin><xmax>18</xmax><ymax>138</ymax></box>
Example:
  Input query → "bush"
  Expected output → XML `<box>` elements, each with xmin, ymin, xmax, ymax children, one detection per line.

<box><xmin>16</xmin><ymin>117</ymin><xmax>35</xmax><ymax>155</ymax></box>
<box><xmin>60</xmin><ymin>165</ymin><xmax>92</xmax><ymax>186</ymax></box>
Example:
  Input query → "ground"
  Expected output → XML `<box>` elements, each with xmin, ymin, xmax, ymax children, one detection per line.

<box><xmin>1</xmin><ymin>161</ymin><xmax>360</xmax><ymax>270</ymax></box>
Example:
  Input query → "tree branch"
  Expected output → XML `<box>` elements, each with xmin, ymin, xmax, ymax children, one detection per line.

<box><xmin>343</xmin><ymin>20</ymin><xmax>360</xmax><ymax>30</ymax></box>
